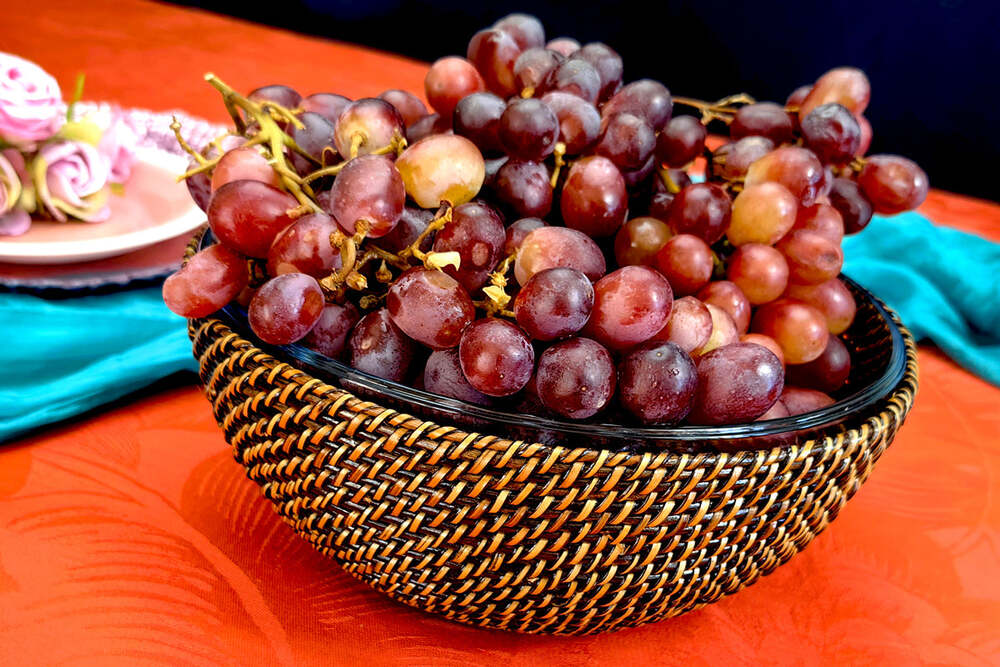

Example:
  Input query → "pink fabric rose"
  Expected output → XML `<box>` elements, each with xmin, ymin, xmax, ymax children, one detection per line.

<box><xmin>0</xmin><ymin>150</ymin><xmax>29</xmax><ymax>235</ymax></box>
<box><xmin>0</xmin><ymin>52</ymin><xmax>63</xmax><ymax>144</ymax></box>
<box><xmin>35</xmin><ymin>140</ymin><xmax>111</xmax><ymax>223</ymax></box>
<box><xmin>98</xmin><ymin>109</ymin><xmax>139</xmax><ymax>184</ymax></box>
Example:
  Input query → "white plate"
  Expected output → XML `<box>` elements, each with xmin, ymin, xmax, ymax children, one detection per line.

<box><xmin>0</xmin><ymin>146</ymin><xmax>204</xmax><ymax>264</ymax></box>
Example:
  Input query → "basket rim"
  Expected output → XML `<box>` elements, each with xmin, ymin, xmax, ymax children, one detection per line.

<box><xmin>186</xmin><ymin>228</ymin><xmax>917</xmax><ymax>465</ymax></box>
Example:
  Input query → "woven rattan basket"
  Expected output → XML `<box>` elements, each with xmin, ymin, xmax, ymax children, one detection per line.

<box><xmin>185</xmin><ymin>231</ymin><xmax>918</xmax><ymax>635</ymax></box>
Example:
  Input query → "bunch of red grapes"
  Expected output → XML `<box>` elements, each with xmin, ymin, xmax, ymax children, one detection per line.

<box><xmin>164</xmin><ymin>13</ymin><xmax>928</xmax><ymax>429</ymax></box>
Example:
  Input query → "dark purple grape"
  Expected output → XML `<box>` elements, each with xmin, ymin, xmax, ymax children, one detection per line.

<box><xmin>711</xmin><ymin>136</ymin><xmax>774</xmax><ymax>181</ymax></box>
<box><xmin>540</xmin><ymin>59</ymin><xmax>601</xmax><ymax>104</ymax></box>
<box><xmin>730</xmin><ymin>102</ymin><xmax>795</xmax><ymax>144</ymax></box>
<box><xmin>432</xmin><ymin>200</ymin><xmax>505</xmax><ymax>291</ymax></box>
<box><xmin>374</xmin><ymin>206</ymin><xmax>434</xmax><ymax>254</ymax></box>
<box><xmin>504</xmin><ymin>217</ymin><xmax>546</xmax><ymax>255</ymax></box>
<box><xmin>289</xmin><ymin>111</ymin><xmax>338</xmax><ymax>173</ymax></box>
<box><xmin>467</xmin><ymin>28</ymin><xmax>521</xmax><ymax>98</ymax></box>
<box><xmin>248</xmin><ymin>84</ymin><xmax>301</xmax><ymax>110</ymax></box>
<box><xmin>786</xmin><ymin>334</ymin><xmax>851</xmax><ymax>392</ymax></box>
<box><xmin>594</xmin><ymin>112</ymin><xmax>655</xmax><ymax>171</ymax></box>
<box><xmin>828</xmin><ymin>177</ymin><xmax>874</xmax><ymax>233</ymax></box>
<box><xmin>666</xmin><ymin>183</ymin><xmax>732</xmax><ymax>244</ymax></box>
<box><xmin>535</xmin><ymin>337</ymin><xmax>615</xmax><ymax>419</ymax></box>
<box><xmin>453</xmin><ymin>92</ymin><xmax>506</xmax><ymax>155</ymax></box>
<box><xmin>493</xmin><ymin>159</ymin><xmax>552</xmax><ymax>218</ymax></box>
<box><xmin>459</xmin><ymin>319</ymin><xmax>534</xmax><ymax>396</ymax></box>
<box><xmin>618</xmin><ymin>341</ymin><xmax>697</xmax><ymax>424</ymax></box>
<box><xmin>656</xmin><ymin>115</ymin><xmax>707</xmax><ymax>167</ymax></box>
<box><xmin>484</xmin><ymin>155</ymin><xmax>508</xmax><ymax>187</ymax></box>
<box><xmin>570</xmin><ymin>43</ymin><xmax>623</xmax><ymax>102</ymax></box>
<box><xmin>688</xmin><ymin>342</ymin><xmax>785</xmax><ymax>425</ymax></box>
<box><xmin>601</xmin><ymin>79</ymin><xmax>672</xmax><ymax>130</ymax></box>
<box><xmin>386</xmin><ymin>268</ymin><xmax>475</xmax><ymax>349</ymax></box>
<box><xmin>348</xmin><ymin>308</ymin><xmax>416</xmax><ymax>381</ymax></box>
<box><xmin>560</xmin><ymin>155</ymin><xmax>627</xmax><ymax>237</ymax></box>
<box><xmin>378</xmin><ymin>89</ymin><xmax>428</xmax><ymax>127</ymax></box>
<box><xmin>406</xmin><ymin>112</ymin><xmax>451</xmax><ymax>143</ymax></box>
<box><xmin>499</xmin><ymin>98</ymin><xmax>559</xmax><ymax>161</ymax></box>
<box><xmin>302</xmin><ymin>302</ymin><xmax>359</xmax><ymax>358</ymax></box>
<box><xmin>300</xmin><ymin>93</ymin><xmax>351</xmax><ymax>125</ymax></box>
<box><xmin>514</xmin><ymin>267</ymin><xmax>594</xmax><ymax>341</ymax></box>
<box><xmin>248</xmin><ymin>273</ymin><xmax>325</xmax><ymax>345</ymax></box>
<box><xmin>423</xmin><ymin>348</ymin><xmax>492</xmax><ymax>405</ymax></box>
<box><xmin>800</xmin><ymin>103</ymin><xmax>862</xmax><ymax>164</ymax></box>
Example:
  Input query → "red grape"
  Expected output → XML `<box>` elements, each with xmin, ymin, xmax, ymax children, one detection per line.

<box><xmin>513</xmin><ymin>47</ymin><xmax>563</xmax><ymax>92</ymax></box>
<box><xmin>348</xmin><ymin>308</ymin><xmax>416</xmax><ymax>382</ymax></box>
<box><xmin>540</xmin><ymin>91</ymin><xmax>601</xmax><ymax>154</ymax></box>
<box><xmin>453</xmin><ymin>91</ymin><xmax>506</xmax><ymax>155</ymax></box>
<box><xmin>652</xmin><ymin>296</ymin><xmax>712</xmax><ymax>353</ymax></box>
<box><xmin>571</xmin><ymin>43</ymin><xmax>623</xmax><ymax>102</ymax></box>
<box><xmin>667</xmin><ymin>183</ymin><xmax>731</xmax><ymax>244</ymax></box>
<box><xmin>697</xmin><ymin>280</ymin><xmax>751</xmax><ymax>335</ymax></box>
<box><xmin>614</xmin><ymin>216</ymin><xmax>672</xmax><ymax>266</ymax></box>
<box><xmin>162</xmin><ymin>243</ymin><xmax>247</xmax><ymax>318</ymax></box>
<box><xmin>499</xmin><ymin>98</ymin><xmax>559</xmax><ymax>161</ymax></box>
<box><xmin>739</xmin><ymin>333</ymin><xmax>785</xmax><ymax>366</ymax></box>
<box><xmin>786</xmin><ymin>85</ymin><xmax>812</xmax><ymax>108</ymax></box>
<box><xmin>594</xmin><ymin>112</ymin><xmax>655</xmax><ymax>171</ymax></box>
<box><xmin>326</xmin><ymin>154</ymin><xmax>405</xmax><ymax>238</ymax></box>
<box><xmin>618</xmin><ymin>341</ymin><xmax>697</xmax><ymax>424</ymax></box>
<box><xmin>727</xmin><ymin>182</ymin><xmax>798</xmax><ymax>246</ymax></box>
<box><xmin>459</xmin><ymin>318</ymin><xmax>534</xmax><ymax>396</ymax></box>
<box><xmin>546</xmin><ymin>37</ymin><xmax>580</xmax><ymax>57</ymax></box>
<box><xmin>587</xmin><ymin>266</ymin><xmax>673</xmax><ymax>349</ymax></box>
<box><xmin>432</xmin><ymin>200</ymin><xmax>505</xmax><ymax>291</ymax></box>
<box><xmin>302</xmin><ymin>302</ymin><xmax>359</xmax><ymax>358</ymax></box>
<box><xmin>655</xmin><ymin>233</ymin><xmax>714</xmax><ymax>296</ymax></box>
<box><xmin>425</xmin><ymin>57</ymin><xmax>485</xmax><ymax>116</ymax></box>
<box><xmin>396</xmin><ymin>134</ymin><xmax>485</xmax><ymax>208</ymax></box>
<box><xmin>514</xmin><ymin>267</ymin><xmax>594</xmax><ymax>341</ymax></box>
<box><xmin>405</xmin><ymin>112</ymin><xmax>451</xmax><ymax>143</ymax></box>
<box><xmin>514</xmin><ymin>226</ymin><xmax>606</xmax><ymax>285</ymax></box>
<box><xmin>540</xmin><ymin>58</ymin><xmax>601</xmax><ymax>104</ymax></box>
<box><xmin>494</xmin><ymin>13</ymin><xmax>545</xmax><ymax>50</ymax></box>
<box><xmin>711</xmin><ymin>136</ymin><xmax>774</xmax><ymax>181</ymax></box>
<box><xmin>693</xmin><ymin>303</ymin><xmax>739</xmax><ymax>357</ymax></box>
<box><xmin>493</xmin><ymin>159</ymin><xmax>552</xmax><ymax>218</ymax></box>
<box><xmin>208</xmin><ymin>180</ymin><xmax>299</xmax><ymax>258</ymax></box>
<box><xmin>374</xmin><ymin>206</ymin><xmax>434</xmax><ymax>254</ymax></box>
<box><xmin>288</xmin><ymin>111</ymin><xmax>339</xmax><ymax>175</ymax></box>
<box><xmin>601</xmin><ymin>79</ymin><xmax>672</xmax><ymax>130</ymax></box>
<box><xmin>727</xmin><ymin>243</ymin><xmax>789</xmax><ymax>304</ymax></box>
<box><xmin>300</xmin><ymin>93</ymin><xmax>351</xmax><ymax>125</ymax></box>
<box><xmin>211</xmin><ymin>146</ymin><xmax>280</xmax><ymax>192</ymax></box>
<box><xmin>786</xmin><ymin>333</ymin><xmax>850</xmax><ymax>393</ymax></box>
<box><xmin>785</xmin><ymin>278</ymin><xmax>856</xmax><ymax>334</ymax></box>
<box><xmin>560</xmin><ymin>155</ymin><xmax>628</xmax><ymax>237</ymax></box>
<box><xmin>378</xmin><ymin>89</ymin><xmax>428</xmax><ymax>127</ymax></box>
<box><xmin>856</xmin><ymin>114</ymin><xmax>873</xmax><ymax>156</ymax></box>
<box><xmin>248</xmin><ymin>273</ymin><xmax>325</xmax><ymax>345</ymax></box>
<box><xmin>248</xmin><ymin>84</ymin><xmax>301</xmax><ymax>109</ymax></box>
<box><xmin>793</xmin><ymin>202</ymin><xmax>844</xmax><ymax>242</ymax></box>
<box><xmin>535</xmin><ymin>337</ymin><xmax>615</xmax><ymax>419</ymax></box>
<box><xmin>756</xmin><ymin>399</ymin><xmax>790</xmax><ymax>422</ymax></box>
<box><xmin>424</xmin><ymin>348</ymin><xmax>493</xmax><ymax>405</ymax></box>
<box><xmin>656</xmin><ymin>115</ymin><xmax>707</xmax><ymax>167</ymax></box>
<box><xmin>799</xmin><ymin>67</ymin><xmax>871</xmax><ymax>119</ymax></box>
<box><xmin>688</xmin><ymin>342</ymin><xmax>784</xmax><ymax>425</ymax></box>
<box><xmin>857</xmin><ymin>154</ymin><xmax>929</xmax><ymax>214</ymax></box>
<box><xmin>467</xmin><ymin>28</ymin><xmax>521</xmax><ymax>98</ymax></box>
<box><xmin>751</xmin><ymin>298</ymin><xmax>829</xmax><ymax>364</ymax></box>
<box><xmin>780</xmin><ymin>386</ymin><xmax>835</xmax><ymax>415</ymax></box>
<box><xmin>730</xmin><ymin>102</ymin><xmax>795</xmax><ymax>144</ymax></box>
<box><xmin>386</xmin><ymin>268</ymin><xmax>475</xmax><ymax>349</ymax></box>
<box><xmin>745</xmin><ymin>146</ymin><xmax>825</xmax><ymax>206</ymax></box>
<box><xmin>334</xmin><ymin>98</ymin><xmax>404</xmax><ymax>158</ymax></box>
<box><xmin>777</xmin><ymin>229</ymin><xmax>844</xmax><ymax>285</ymax></box>
<box><xmin>267</xmin><ymin>212</ymin><xmax>341</xmax><ymax>278</ymax></box>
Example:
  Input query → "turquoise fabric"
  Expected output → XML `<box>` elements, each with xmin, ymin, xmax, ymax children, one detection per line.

<box><xmin>0</xmin><ymin>210</ymin><xmax>997</xmax><ymax>443</ymax></box>
<box><xmin>0</xmin><ymin>287</ymin><xmax>196</xmax><ymax>442</ymax></box>
<box><xmin>843</xmin><ymin>212</ymin><xmax>1000</xmax><ymax>387</ymax></box>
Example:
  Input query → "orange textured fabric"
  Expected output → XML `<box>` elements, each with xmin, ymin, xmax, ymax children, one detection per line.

<box><xmin>2</xmin><ymin>1</ymin><xmax>1000</xmax><ymax>664</ymax></box>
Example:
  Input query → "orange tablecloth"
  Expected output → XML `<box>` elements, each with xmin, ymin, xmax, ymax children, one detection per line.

<box><xmin>2</xmin><ymin>2</ymin><xmax>999</xmax><ymax>664</ymax></box>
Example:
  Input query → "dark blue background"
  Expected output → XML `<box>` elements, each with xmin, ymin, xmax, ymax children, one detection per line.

<box><xmin>173</xmin><ymin>0</ymin><xmax>999</xmax><ymax>201</ymax></box>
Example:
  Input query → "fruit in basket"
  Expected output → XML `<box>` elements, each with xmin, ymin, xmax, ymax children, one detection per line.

<box><xmin>164</xmin><ymin>13</ymin><xmax>929</xmax><ymax>434</ymax></box>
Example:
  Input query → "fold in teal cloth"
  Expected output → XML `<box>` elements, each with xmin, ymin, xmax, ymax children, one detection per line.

<box><xmin>1</xmin><ymin>211</ymin><xmax>997</xmax><ymax>442</ymax></box>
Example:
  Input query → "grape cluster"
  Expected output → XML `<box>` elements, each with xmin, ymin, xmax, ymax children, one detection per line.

<box><xmin>164</xmin><ymin>13</ymin><xmax>928</xmax><ymax>430</ymax></box>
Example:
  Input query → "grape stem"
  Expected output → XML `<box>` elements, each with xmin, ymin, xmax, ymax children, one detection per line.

<box><xmin>672</xmin><ymin>93</ymin><xmax>757</xmax><ymax>124</ymax></box>
<box><xmin>300</xmin><ymin>135</ymin><xmax>406</xmax><ymax>186</ymax></box>
<box><xmin>549</xmin><ymin>142</ymin><xmax>567</xmax><ymax>188</ymax></box>
<box><xmin>657</xmin><ymin>168</ymin><xmax>682</xmax><ymax>194</ymax></box>
<box><xmin>201</xmin><ymin>73</ymin><xmax>321</xmax><ymax>213</ymax></box>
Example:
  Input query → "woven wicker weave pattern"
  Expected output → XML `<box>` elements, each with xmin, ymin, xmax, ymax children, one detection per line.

<box><xmin>186</xmin><ymin>302</ymin><xmax>917</xmax><ymax>635</ymax></box>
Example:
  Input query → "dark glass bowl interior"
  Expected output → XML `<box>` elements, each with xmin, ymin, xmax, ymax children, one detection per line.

<box><xmin>203</xmin><ymin>234</ymin><xmax>907</xmax><ymax>452</ymax></box>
